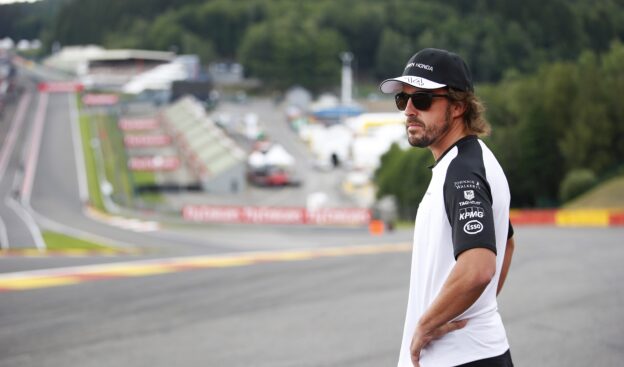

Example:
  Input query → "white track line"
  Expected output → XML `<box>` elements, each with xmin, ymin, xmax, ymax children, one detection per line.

<box><xmin>20</xmin><ymin>92</ymin><xmax>48</xmax><ymax>204</ymax></box>
<box><xmin>0</xmin><ymin>217</ymin><xmax>8</xmax><ymax>249</ymax></box>
<box><xmin>0</xmin><ymin>93</ymin><xmax>32</xmax><ymax>178</ymax></box>
<box><xmin>0</xmin><ymin>93</ymin><xmax>32</xmax><ymax>250</ymax></box>
<box><xmin>5</xmin><ymin>196</ymin><xmax>45</xmax><ymax>250</ymax></box>
<box><xmin>12</xmin><ymin>92</ymin><xmax>48</xmax><ymax>250</ymax></box>
<box><xmin>27</xmin><ymin>208</ymin><xmax>137</xmax><ymax>249</ymax></box>
<box><xmin>68</xmin><ymin>92</ymin><xmax>88</xmax><ymax>202</ymax></box>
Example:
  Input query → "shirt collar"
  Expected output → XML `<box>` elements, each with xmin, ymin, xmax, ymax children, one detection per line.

<box><xmin>429</xmin><ymin>135</ymin><xmax>478</xmax><ymax>169</ymax></box>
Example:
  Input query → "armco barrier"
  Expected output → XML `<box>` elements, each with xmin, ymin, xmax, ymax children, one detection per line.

<box><xmin>181</xmin><ymin>206</ymin><xmax>623</xmax><ymax>227</ymax></box>
<box><xmin>510</xmin><ymin>209</ymin><xmax>624</xmax><ymax>227</ymax></box>
<box><xmin>182</xmin><ymin>205</ymin><xmax>371</xmax><ymax>226</ymax></box>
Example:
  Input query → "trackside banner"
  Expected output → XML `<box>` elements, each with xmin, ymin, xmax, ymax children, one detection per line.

<box><xmin>37</xmin><ymin>81</ymin><xmax>84</xmax><ymax>93</ymax></box>
<box><xmin>82</xmin><ymin>93</ymin><xmax>119</xmax><ymax>106</ymax></box>
<box><xmin>128</xmin><ymin>156</ymin><xmax>180</xmax><ymax>171</ymax></box>
<box><xmin>124</xmin><ymin>135</ymin><xmax>171</xmax><ymax>148</ymax></box>
<box><xmin>182</xmin><ymin>205</ymin><xmax>371</xmax><ymax>226</ymax></box>
<box><xmin>118</xmin><ymin>118</ymin><xmax>160</xmax><ymax>131</ymax></box>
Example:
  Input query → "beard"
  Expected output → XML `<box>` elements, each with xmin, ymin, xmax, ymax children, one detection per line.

<box><xmin>406</xmin><ymin>105</ymin><xmax>452</xmax><ymax>148</ymax></box>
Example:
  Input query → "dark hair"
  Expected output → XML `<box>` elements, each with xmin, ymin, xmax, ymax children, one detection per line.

<box><xmin>447</xmin><ymin>88</ymin><xmax>491</xmax><ymax>136</ymax></box>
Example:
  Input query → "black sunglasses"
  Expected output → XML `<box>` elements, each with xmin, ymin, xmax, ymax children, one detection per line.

<box><xmin>395</xmin><ymin>91</ymin><xmax>450</xmax><ymax>111</ymax></box>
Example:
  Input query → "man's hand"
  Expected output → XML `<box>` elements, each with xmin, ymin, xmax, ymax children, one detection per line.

<box><xmin>410</xmin><ymin>319</ymin><xmax>468</xmax><ymax>366</ymax></box>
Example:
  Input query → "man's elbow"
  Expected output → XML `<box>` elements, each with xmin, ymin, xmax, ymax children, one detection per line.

<box><xmin>459</xmin><ymin>248</ymin><xmax>497</xmax><ymax>289</ymax></box>
<box><xmin>474</xmin><ymin>259</ymin><xmax>496</xmax><ymax>288</ymax></box>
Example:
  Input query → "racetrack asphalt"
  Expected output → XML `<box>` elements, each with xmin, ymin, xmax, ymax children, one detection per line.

<box><xmin>1</xmin><ymin>226</ymin><xmax>623</xmax><ymax>367</ymax></box>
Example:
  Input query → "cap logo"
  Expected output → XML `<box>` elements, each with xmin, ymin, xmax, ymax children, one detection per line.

<box><xmin>404</xmin><ymin>76</ymin><xmax>424</xmax><ymax>87</ymax></box>
<box><xmin>405</xmin><ymin>62</ymin><xmax>433</xmax><ymax>72</ymax></box>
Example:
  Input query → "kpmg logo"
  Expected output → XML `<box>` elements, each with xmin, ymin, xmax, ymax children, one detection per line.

<box><xmin>459</xmin><ymin>206</ymin><xmax>484</xmax><ymax>221</ymax></box>
<box><xmin>464</xmin><ymin>190</ymin><xmax>475</xmax><ymax>200</ymax></box>
<box><xmin>463</xmin><ymin>220</ymin><xmax>483</xmax><ymax>234</ymax></box>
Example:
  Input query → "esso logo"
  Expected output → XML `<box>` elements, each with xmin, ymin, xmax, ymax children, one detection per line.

<box><xmin>463</xmin><ymin>220</ymin><xmax>483</xmax><ymax>234</ymax></box>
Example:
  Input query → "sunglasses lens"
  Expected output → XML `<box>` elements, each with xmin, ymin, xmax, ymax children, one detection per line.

<box><xmin>410</xmin><ymin>93</ymin><xmax>433</xmax><ymax>110</ymax></box>
<box><xmin>395</xmin><ymin>93</ymin><xmax>408</xmax><ymax>110</ymax></box>
<box><xmin>394</xmin><ymin>93</ymin><xmax>434</xmax><ymax>111</ymax></box>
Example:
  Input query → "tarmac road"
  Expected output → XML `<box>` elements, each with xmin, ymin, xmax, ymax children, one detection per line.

<box><xmin>0</xmin><ymin>86</ymin><xmax>41</xmax><ymax>249</ymax></box>
<box><xmin>1</xmin><ymin>226</ymin><xmax>623</xmax><ymax>367</ymax></box>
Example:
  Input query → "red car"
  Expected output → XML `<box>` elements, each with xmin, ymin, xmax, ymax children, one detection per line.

<box><xmin>248</xmin><ymin>166</ymin><xmax>298</xmax><ymax>187</ymax></box>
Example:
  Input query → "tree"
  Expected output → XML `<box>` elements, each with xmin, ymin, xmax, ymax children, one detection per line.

<box><xmin>238</xmin><ymin>17</ymin><xmax>346</xmax><ymax>91</ymax></box>
<box><xmin>374</xmin><ymin>29</ymin><xmax>413</xmax><ymax>79</ymax></box>
<box><xmin>375</xmin><ymin>143</ymin><xmax>433</xmax><ymax>219</ymax></box>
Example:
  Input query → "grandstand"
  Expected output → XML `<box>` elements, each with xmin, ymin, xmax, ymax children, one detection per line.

<box><xmin>161</xmin><ymin>97</ymin><xmax>246</xmax><ymax>194</ymax></box>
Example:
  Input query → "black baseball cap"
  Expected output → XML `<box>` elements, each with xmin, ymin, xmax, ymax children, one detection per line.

<box><xmin>379</xmin><ymin>48</ymin><xmax>474</xmax><ymax>93</ymax></box>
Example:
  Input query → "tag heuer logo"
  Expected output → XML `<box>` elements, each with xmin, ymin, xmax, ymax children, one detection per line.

<box><xmin>464</xmin><ymin>190</ymin><xmax>474</xmax><ymax>200</ymax></box>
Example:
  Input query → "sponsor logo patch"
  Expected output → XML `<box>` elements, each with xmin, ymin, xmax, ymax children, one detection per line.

<box><xmin>454</xmin><ymin>180</ymin><xmax>480</xmax><ymax>190</ymax></box>
<box><xmin>459</xmin><ymin>206</ymin><xmax>484</xmax><ymax>221</ymax></box>
<box><xmin>405</xmin><ymin>62</ymin><xmax>434</xmax><ymax>72</ymax></box>
<box><xmin>458</xmin><ymin>200</ymin><xmax>481</xmax><ymax>207</ymax></box>
<box><xmin>464</xmin><ymin>190</ymin><xmax>475</xmax><ymax>200</ymax></box>
<box><xmin>404</xmin><ymin>76</ymin><xmax>425</xmax><ymax>87</ymax></box>
<box><xmin>463</xmin><ymin>220</ymin><xmax>484</xmax><ymax>234</ymax></box>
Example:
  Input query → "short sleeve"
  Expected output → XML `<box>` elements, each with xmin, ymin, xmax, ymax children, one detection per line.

<box><xmin>507</xmin><ymin>220</ymin><xmax>514</xmax><ymax>239</ymax></box>
<box><xmin>443</xmin><ymin>162</ymin><xmax>496</xmax><ymax>259</ymax></box>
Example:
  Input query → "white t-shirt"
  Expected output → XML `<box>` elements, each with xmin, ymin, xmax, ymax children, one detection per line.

<box><xmin>397</xmin><ymin>136</ymin><xmax>513</xmax><ymax>367</ymax></box>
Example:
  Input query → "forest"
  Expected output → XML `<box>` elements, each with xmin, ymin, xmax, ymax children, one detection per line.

<box><xmin>1</xmin><ymin>0</ymin><xmax>623</xmax><ymax>212</ymax></box>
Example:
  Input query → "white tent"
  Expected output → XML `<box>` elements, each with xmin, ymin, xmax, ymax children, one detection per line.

<box><xmin>247</xmin><ymin>144</ymin><xmax>295</xmax><ymax>168</ymax></box>
<box><xmin>248</xmin><ymin>151</ymin><xmax>266</xmax><ymax>168</ymax></box>
<box><xmin>308</xmin><ymin>124</ymin><xmax>353</xmax><ymax>167</ymax></box>
<box><xmin>264</xmin><ymin>144</ymin><xmax>295</xmax><ymax>167</ymax></box>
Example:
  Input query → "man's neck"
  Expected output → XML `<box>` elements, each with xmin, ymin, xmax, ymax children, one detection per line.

<box><xmin>430</xmin><ymin>121</ymin><xmax>468</xmax><ymax>161</ymax></box>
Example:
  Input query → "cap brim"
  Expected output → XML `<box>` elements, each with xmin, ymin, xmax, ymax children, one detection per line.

<box><xmin>379</xmin><ymin>76</ymin><xmax>446</xmax><ymax>94</ymax></box>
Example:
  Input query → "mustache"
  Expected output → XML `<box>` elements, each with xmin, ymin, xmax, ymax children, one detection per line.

<box><xmin>406</xmin><ymin>116</ymin><xmax>424</xmax><ymax>126</ymax></box>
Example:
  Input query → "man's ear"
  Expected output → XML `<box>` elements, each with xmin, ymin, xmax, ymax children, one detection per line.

<box><xmin>451</xmin><ymin>101</ymin><xmax>466</xmax><ymax>120</ymax></box>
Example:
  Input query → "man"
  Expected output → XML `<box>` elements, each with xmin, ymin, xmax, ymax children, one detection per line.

<box><xmin>379</xmin><ymin>48</ymin><xmax>515</xmax><ymax>367</ymax></box>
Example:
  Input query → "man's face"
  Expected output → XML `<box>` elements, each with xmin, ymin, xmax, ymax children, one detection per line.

<box><xmin>402</xmin><ymin>85</ymin><xmax>452</xmax><ymax>148</ymax></box>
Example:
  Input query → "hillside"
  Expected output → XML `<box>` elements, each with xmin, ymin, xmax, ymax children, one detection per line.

<box><xmin>565</xmin><ymin>176</ymin><xmax>624</xmax><ymax>209</ymax></box>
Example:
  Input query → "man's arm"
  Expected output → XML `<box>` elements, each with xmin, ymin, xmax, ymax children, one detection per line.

<box><xmin>497</xmin><ymin>236</ymin><xmax>515</xmax><ymax>296</ymax></box>
<box><xmin>410</xmin><ymin>248</ymin><xmax>496</xmax><ymax>366</ymax></box>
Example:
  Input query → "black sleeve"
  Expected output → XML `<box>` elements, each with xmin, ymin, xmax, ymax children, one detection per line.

<box><xmin>507</xmin><ymin>220</ymin><xmax>514</xmax><ymax>240</ymax></box>
<box><xmin>443</xmin><ymin>161</ymin><xmax>496</xmax><ymax>259</ymax></box>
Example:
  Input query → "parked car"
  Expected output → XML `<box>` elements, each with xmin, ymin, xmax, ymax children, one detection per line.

<box><xmin>247</xmin><ymin>166</ymin><xmax>300</xmax><ymax>187</ymax></box>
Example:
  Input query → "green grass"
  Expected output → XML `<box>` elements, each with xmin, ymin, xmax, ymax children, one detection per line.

<box><xmin>97</xmin><ymin>113</ymin><xmax>135</xmax><ymax>206</ymax></box>
<box><xmin>132</xmin><ymin>170</ymin><xmax>157</xmax><ymax>186</ymax></box>
<box><xmin>42</xmin><ymin>231</ymin><xmax>116</xmax><ymax>251</ymax></box>
<box><xmin>393</xmin><ymin>220</ymin><xmax>415</xmax><ymax>230</ymax></box>
<box><xmin>77</xmin><ymin>99</ymin><xmax>106</xmax><ymax>211</ymax></box>
<box><xmin>139</xmin><ymin>192</ymin><xmax>165</xmax><ymax>205</ymax></box>
<box><xmin>76</xmin><ymin>95</ymin><xmax>162</xmax><ymax>209</ymax></box>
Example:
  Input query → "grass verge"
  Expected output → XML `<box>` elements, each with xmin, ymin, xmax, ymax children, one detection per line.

<box><xmin>42</xmin><ymin>231</ymin><xmax>117</xmax><ymax>252</ymax></box>
<box><xmin>77</xmin><ymin>96</ymin><xmax>106</xmax><ymax>211</ymax></box>
<box><xmin>76</xmin><ymin>94</ymin><xmax>163</xmax><ymax>210</ymax></box>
